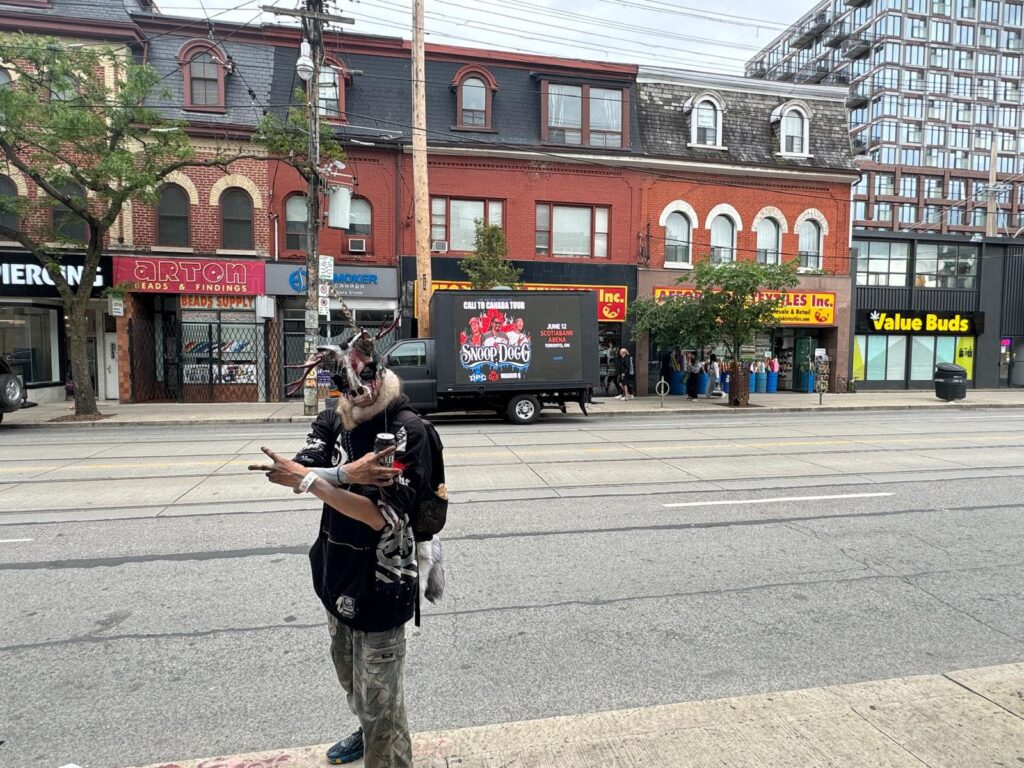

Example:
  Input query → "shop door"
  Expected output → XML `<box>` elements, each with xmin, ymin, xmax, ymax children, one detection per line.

<box><xmin>103</xmin><ymin>325</ymin><xmax>119</xmax><ymax>400</ymax></box>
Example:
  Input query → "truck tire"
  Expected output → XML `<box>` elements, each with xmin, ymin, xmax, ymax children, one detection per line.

<box><xmin>0</xmin><ymin>373</ymin><xmax>23</xmax><ymax>410</ymax></box>
<box><xmin>507</xmin><ymin>394</ymin><xmax>541</xmax><ymax>425</ymax></box>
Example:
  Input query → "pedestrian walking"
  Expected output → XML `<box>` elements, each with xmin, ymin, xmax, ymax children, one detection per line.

<box><xmin>685</xmin><ymin>353</ymin><xmax>702</xmax><ymax>401</ymax></box>
<box><xmin>250</xmin><ymin>324</ymin><xmax>438</xmax><ymax>768</ymax></box>
<box><xmin>617</xmin><ymin>347</ymin><xmax>635</xmax><ymax>400</ymax></box>
<box><xmin>707</xmin><ymin>353</ymin><xmax>720</xmax><ymax>398</ymax></box>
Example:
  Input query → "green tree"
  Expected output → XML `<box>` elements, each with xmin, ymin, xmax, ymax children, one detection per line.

<box><xmin>629</xmin><ymin>292</ymin><xmax>716</xmax><ymax>370</ymax></box>
<box><xmin>0</xmin><ymin>35</ymin><xmax>265</xmax><ymax>417</ymax></box>
<box><xmin>459</xmin><ymin>222</ymin><xmax>522</xmax><ymax>289</ymax></box>
<box><xmin>692</xmin><ymin>260</ymin><xmax>800</xmax><ymax>406</ymax></box>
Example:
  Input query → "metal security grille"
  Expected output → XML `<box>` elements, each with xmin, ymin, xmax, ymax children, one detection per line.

<box><xmin>129</xmin><ymin>299</ymin><xmax>280</xmax><ymax>403</ymax></box>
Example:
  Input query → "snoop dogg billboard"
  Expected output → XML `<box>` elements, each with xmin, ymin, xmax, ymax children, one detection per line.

<box><xmin>454</xmin><ymin>294</ymin><xmax>583</xmax><ymax>386</ymax></box>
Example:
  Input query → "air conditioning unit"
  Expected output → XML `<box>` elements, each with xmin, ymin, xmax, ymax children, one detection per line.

<box><xmin>348</xmin><ymin>238</ymin><xmax>367</xmax><ymax>253</ymax></box>
<box><xmin>431</xmin><ymin>240</ymin><xmax>449</xmax><ymax>253</ymax></box>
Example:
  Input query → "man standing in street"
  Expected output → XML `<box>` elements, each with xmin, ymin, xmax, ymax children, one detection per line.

<box><xmin>250</xmin><ymin>329</ymin><xmax>433</xmax><ymax>767</ymax></box>
<box><xmin>617</xmin><ymin>347</ymin><xmax>634</xmax><ymax>400</ymax></box>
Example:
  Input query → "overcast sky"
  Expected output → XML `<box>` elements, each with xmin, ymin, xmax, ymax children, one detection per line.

<box><xmin>156</xmin><ymin>0</ymin><xmax>814</xmax><ymax>75</ymax></box>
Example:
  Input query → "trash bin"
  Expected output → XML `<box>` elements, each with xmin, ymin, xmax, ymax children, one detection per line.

<box><xmin>934</xmin><ymin>363</ymin><xmax>968</xmax><ymax>401</ymax></box>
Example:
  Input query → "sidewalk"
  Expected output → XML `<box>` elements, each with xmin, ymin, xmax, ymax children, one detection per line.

<box><xmin>127</xmin><ymin>662</ymin><xmax>1024</xmax><ymax>768</ymax></box>
<box><xmin>12</xmin><ymin>389</ymin><xmax>1024</xmax><ymax>428</ymax></box>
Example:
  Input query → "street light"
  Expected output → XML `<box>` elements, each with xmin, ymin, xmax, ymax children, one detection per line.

<box><xmin>296</xmin><ymin>41</ymin><xmax>314</xmax><ymax>82</ymax></box>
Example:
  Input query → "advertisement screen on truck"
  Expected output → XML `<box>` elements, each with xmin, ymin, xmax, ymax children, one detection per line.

<box><xmin>455</xmin><ymin>294</ymin><xmax>583</xmax><ymax>385</ymax></box>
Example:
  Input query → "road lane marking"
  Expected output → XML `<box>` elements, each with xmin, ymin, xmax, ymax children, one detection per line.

<box><xmin>663</xmin><ymin>492</ymin><xmax>893</xmax><ymax>508</ymax></box>
<box><xmin>0</xmin><ymin>538</ymin><xmax>33</xmax><ymax>543</ymax></box>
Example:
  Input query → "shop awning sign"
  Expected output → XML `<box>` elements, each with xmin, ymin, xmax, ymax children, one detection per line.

<box><xmin>431</xmin><ymin>280</ymin><xmax>628</xmax><ymax>322</ymax></box>
<box><xmin>856</xmin><ymin>310</ymin><xmax>983</xmax><ymax>336</ymax></box>
<box><xmin>653</xmin><ymin>287</ymin><xmax>836</xmax><ymax>326</ymax></box>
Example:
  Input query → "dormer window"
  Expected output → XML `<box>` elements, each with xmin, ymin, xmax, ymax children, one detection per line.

<box><xmin>319</xmin><ymin>58</ymin><xmax>351</xmax><ymax>121</ymax></box>
<box><xmin>178</xmin><ymin>41</ymin><xmax>227</xmax><ymax>112</ymax></box>
<box><xmin>541</xmin><ymin>81</ymin><xmax>628</xmax><ymax>148</ymax></box>
<box><xmin>774</xmin><ymin>101</ymin><xmax>812</xmax><ymax>157</ymax></box>
<box><xmin>452</xmin><ymin>65</ymin><xmax>497</xmax><ymax>130</ymax></box>
<box><xmin>688</xmin><ymin>93</ymin><xmax>725</xmax><ymax>149</ymax></box>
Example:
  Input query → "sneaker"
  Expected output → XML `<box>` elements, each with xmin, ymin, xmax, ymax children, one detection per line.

<box><xmin>327</xmin><ymin>729</ymin><xmax>364</xmax><ymax>765</ymax></box>
<box><xmin>616</xmin><ymin>395</ymin><xmax>625</xmax><ymax>400</ymax></box>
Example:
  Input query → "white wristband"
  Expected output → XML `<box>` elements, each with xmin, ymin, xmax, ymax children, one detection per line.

<box><xmin>298</xmin><ymin>472</ymin><xmax>318</xmax><ymax>494</ymax></box>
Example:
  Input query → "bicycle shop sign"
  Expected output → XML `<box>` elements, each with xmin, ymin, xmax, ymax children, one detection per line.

<box><xmin>112</xmin><ymin>256</ymin><xmax>266</xmax><ymax>295</ymax></box>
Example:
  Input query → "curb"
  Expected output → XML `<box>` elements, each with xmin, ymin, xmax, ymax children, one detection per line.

<box><xmin>6</xmin><ymin>399</ymin><xmax>1024</xmax><ymax>429</ymax></box>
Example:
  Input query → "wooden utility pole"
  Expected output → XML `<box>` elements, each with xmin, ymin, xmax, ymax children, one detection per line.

<box><xmin>264</xmin><ymin>0</ymin><xmax>353</xmax><ymax>414</ymax></box>
<box><xmin>412</xmin><ymin>0</ymin><xmax>432</xmax><ymax>337</ymax></box>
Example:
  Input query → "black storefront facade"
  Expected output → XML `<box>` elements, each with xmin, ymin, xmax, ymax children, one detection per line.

<box><xmin>851</xmin><ymin>231</ymin><xmax>1014</xmax><ymax>390</ymax></box>
<box><xmin>0</xmin><ymin>252</ymin><xmax>113</xmax><ymax>403</ymax></box>
<box><xmin>399</xmin><ymin>256</ymin><xmax>638</xmax><ymax>355</ymax></box>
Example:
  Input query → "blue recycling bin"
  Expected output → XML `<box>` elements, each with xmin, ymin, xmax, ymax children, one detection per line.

<box><xmin>668</xmin><ymin>370</ymin><xmax>685</xmax><ymax>396</ymax></box>
<box><xmin>721</xmin><ymin>372</ymin><xmax>730</xmax><ymax>393</ymax></box>
<box><xmin>698</xmin><ymin>372</ymin><xmax>710</xmax><ymax>396</ymax></box>
<box><xmin>805</xmin><ymin>372</ymin><xmax>816</xmax><ymax>393</ymax></box>
<box><xmin>754</xmin><ymin>372</ymin><xmax>767</xmax><ymax>393</ymax></box>
<box><xmin>766</xmin><ymin>371</ymin><xmax>779</xmax><ymax>393</ymax></box>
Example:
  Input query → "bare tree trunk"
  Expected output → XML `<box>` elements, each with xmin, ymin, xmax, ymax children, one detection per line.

<box><xmin>67</xmin><ymin>294</ymin><xmax>99</xmax><ymax>416</ymax></box>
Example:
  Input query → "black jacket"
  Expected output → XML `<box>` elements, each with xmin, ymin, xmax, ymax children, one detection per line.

<box><xmin>295</xmin><ymin>395</ymin><xmax>429</xmax><ymax>631</ymax></box>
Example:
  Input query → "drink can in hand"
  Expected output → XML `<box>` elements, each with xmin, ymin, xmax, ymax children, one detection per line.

<box><xmin>374</xmin><ymin>432</ymin><xmax>397</xmax><ymax>467</ymax></box>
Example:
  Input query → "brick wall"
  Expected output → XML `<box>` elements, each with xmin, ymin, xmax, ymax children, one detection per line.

<box><xmin>643</xmin><ymin>173</ymin><xmax>853</xmax><ymax>276</ymax></box>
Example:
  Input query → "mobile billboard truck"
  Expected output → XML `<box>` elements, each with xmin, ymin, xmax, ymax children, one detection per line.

<box><xmin>383</xmin><ymin>290</ymin><xmax>599</xmax><ymax>424</ymax></box>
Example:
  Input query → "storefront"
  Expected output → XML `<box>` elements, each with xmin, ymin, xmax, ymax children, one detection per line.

<box><xmin>113</xmin><ymin>256</ymin><xmax>270</xmax><ymax>403</ymax></box>
<box><xmin>853</xmin><ymin>310</ymin><xmax>982</xmax><ymax>389</ymax></box>
<box><xmin>851</xmin><ymin>233</ymin><xmax>1005</xmax><ymax>390</ymax></box>
<box><xmin>265</xmin><ymin>263</ymin><xmax>400</xmax><ymax>397</ymax></box>
<box><xmin>638</xmin><ymin>270</ymin><xmax>851</xmax><ymax>394</ymax></box>
<box><xmin>0</xmin><ymin>252</ymin><xmax>113</xmax><ymax>403</ymax></box>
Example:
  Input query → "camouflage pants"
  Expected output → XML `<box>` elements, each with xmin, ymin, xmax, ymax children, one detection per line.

<box><xmin>328</xmin><ymin>614</ymin><xmax>412</xmax><ymax>768</ymax></box>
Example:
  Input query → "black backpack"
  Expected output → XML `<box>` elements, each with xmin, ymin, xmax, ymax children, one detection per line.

<box><xmin>397</xmin><ymin>410</ymin><xmax>448</xmax><ymax>538</ymax></box>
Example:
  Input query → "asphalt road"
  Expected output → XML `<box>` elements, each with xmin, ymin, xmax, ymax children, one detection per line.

<box><xmin>2</xmin><ymin>409</ymin><xmax>1023</xmax><ymax>768</ymax></box>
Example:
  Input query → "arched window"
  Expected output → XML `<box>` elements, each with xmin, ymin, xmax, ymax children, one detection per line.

<box><xmin>318</xmin><ymin>62</ymin><xmax>344</xmax><ymax>119</ymax></box>
<box><xmin>0</xmin><ymin>175</ymin><xmax>18</xmax><ymax>236</ymax></box>
<box><xmin>53</xmin><ymin>182</ymin><xmax>86</xmax><ymax>242</ymax></box>
<box><xmin>664</xmin><ymin>211</ymin><xmax>691</xmax><ymax>265</ymax></box>
<box><xmin>453</xmin><ymin>65</ymin><xmax>497</xmax><ymax>129</ymax></box>
<box><xmin>710</xmin><ymin>215</ymin><xmax>735</xmax><ymax>263</ymax></box>
<box><xmin>285</xmin><ymin>195</ymin><xmax>307</xmax><ymax>250</ymax></box>
<box><xmin>348</xmin><ymin>197</ymin><xmax>372</xmax><ymax>236</ymax></box>
<box><xmin>178</xmin><ymin>41</ymin><xmax>227</xmax><ymax>111</ymax></box>
<box><xmin>220</xmin><ymin>188</ymin><xmax>253</xmax><ymax>250</ymax></box>
<box><xmin>756</xmin><ymin>218</ymin><xmax>781</xmax><ymax>265</ymax></box>
<box><xmin>157</xmin><ymin>184</ymin><xmax>189</xmax><ymax>247</ymax></box>
<box><xmin>782</xmin><ymin>108</ymin><xmax>809</xmax><ymax>154</ymax></box>
<box><xmin>461</xmin><ymin>77</ymin><xmax>487</xmax><ymax>126</ymax></box>
<box><xmin>798</xmin><ymin>220</ymin><xmax>822</xmax><ymax>269</ymax></box>
<box><xmin>692</xmin><ymin>97</ymin><xmax>723</xmax><ymax>147</ymax></box>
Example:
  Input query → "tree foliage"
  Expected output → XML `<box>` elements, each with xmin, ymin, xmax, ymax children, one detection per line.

<box><xmin>0</xmin><ymin>35</ymin><xmax>319</xmax><ymax>416</ymax></box>
<box><xmin>628</xmin><ymin>293</ymin><xmax>716</xmax><ymax>354</ymax></box>
<box><xmin>459</xmin><ymin>222</ymin><xmax>522</xmax><ymax>289</ymax></box>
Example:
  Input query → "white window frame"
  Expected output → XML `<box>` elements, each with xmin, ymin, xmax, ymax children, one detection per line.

<box><xmin>688</xmin><ymin>94</ymin><xmax>726</xmax><ymax>150</ymax></box>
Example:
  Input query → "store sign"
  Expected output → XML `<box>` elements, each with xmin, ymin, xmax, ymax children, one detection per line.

<box><xmin>179</xmin><ymin>295</ymin><xmax>256</xmax><ymax>310</ymax></box>
<box><xmin>653</xmin><ymin>287</ymin><xmax>836</xmax><ymax>326</ymax></box>
<box><xmin>113</xmin><ymin>257</ymin><xmax>265</xmax><ymax>295</ymax></box>
<box><xmin>0</xmin><ymin>253</ymin><xmax>111</xmax><ymax>298</ymax></box>
<box><xmin>433</xmin><ymin>280</ymin><xmax>628</xmax><ymax>322</ymax></box>
<box><xmin>264</xmin><ymin>263</ymin><xmax>397</xmax><ymax>299</ymax></box>
<box><xmin>856</xmin><ymin>310</ymin><xmax>983</xmax><ymax>336</ymax></box>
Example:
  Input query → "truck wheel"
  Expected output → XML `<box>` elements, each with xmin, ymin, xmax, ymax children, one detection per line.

<box><xmin>0</xmin><ymin>374</ymin><xmax>23</xmax><ymax>410</ymax></box>
<box><xmin>507</xmin><ymin>394</ymin><xmax>541</xmax><ymax>425</ymax></box>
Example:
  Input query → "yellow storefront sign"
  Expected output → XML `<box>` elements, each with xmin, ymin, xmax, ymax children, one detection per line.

<box><xmin>652</xmin><ymin>287</ymin><xmax>836</xmax><ymax>327</ymax></box>
<box><xmin>430</xmin><ymin>280</ymin><xmax>629</xmax><ymax>322</ymax></box>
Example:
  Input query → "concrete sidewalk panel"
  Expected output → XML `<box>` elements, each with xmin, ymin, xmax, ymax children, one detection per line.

<box><xmin>0</xmin><ymin>476</ymin><xmax>201</xmax><ymax>512</ymax></box>
<box><xmin>946</xmin><ymin>662</ymin><xmax>1024</xmax><ymax>719</ymax></box>
<box><xmin>446</xmin><ymin>463</ymin><xmax>547</xmax><ymax>492</ymax></box>
<box><xmin>663</xmin><ymin>454</ymin><xmax>835</xmax><ymax>481</ymax></box>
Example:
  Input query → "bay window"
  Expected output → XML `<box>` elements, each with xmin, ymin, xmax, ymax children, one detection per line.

<box><xmin>544</xmin><ymin>82</ymin><xmax>627</xmax><ymax>148</ymax></box>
